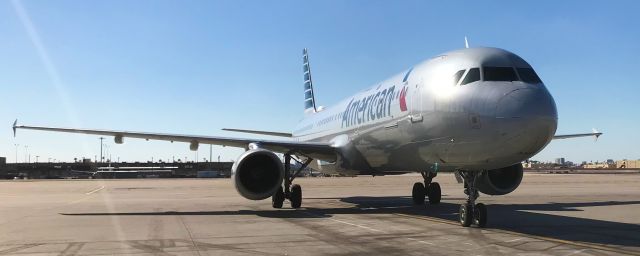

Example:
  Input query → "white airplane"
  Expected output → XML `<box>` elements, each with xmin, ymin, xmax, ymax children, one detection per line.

<box><xmin>13</xmin><ymin>46</ymin><xmax>601</xmax><ymax>228</ymax></box>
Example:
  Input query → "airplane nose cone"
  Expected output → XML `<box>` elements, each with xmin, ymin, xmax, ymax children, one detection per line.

<box><xmin>495</xmin><ymin>88</ymin><xmax>557</xmax><ymax>119</ymax></box>
<box><xmin>493</xmin><ymin>87</ymin><xmax>558</xmax><ymax>159</ymax></box>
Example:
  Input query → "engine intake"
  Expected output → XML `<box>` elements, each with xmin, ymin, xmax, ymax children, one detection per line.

<box><xmin>476</xmin><ymin>164</ymin><xmax>523</xmax><ymax>195</ymax></box>
<box><xmin>232</xmin><ymin>149</ymin><xmax>284</xmax><ymax>200</ymax></box>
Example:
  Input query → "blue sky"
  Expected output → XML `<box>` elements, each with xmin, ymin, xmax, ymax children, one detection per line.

<box><xmin>1</xmin><ymin>0</ymin><xmax>638</xmax><ymax>164</ymax></box>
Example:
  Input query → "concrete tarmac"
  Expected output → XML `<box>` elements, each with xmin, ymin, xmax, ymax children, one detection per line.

<box><xmin>0</xmin><ymin>173</ymin><xmax>638</xmax><ymax>255</ymax></box>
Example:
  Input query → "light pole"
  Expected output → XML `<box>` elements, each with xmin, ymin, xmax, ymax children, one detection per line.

<box><xmin>99</xmin><ymin>137</ymin><xmax>105</xmax><ymax>163</ymax></box>
<box><xmin>104</xmin><ymin>144</ymin><xmax>109</xmax><ymax>162</ymax></box>
<box><xmin>209</xmin><ymin>144</ymin><xmax>212</xmax><ymax>162</ymax></box>
<box><xmin>24</xmin><ymin>145</ymin><xmax>28</xmax><ymax>163</ymax></box>
<box><xmin>14</xmin><ymin>144</ymin><xmax>19</xmax><ymax>163</ymax></box>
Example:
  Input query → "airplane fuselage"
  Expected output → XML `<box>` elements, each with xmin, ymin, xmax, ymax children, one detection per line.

<box><xmin>292</xmin><ymin>47</ymin><xmax>558</xmax><ymax>174</ymax></box>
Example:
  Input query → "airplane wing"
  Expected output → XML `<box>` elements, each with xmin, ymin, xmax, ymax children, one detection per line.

<box><xmin>222</xmin><ymin>128</ymin><xmax>292</xmax><ymax>137</ymax></box>
<box><xmin>553</xmin><ymin>129</ymin><xmax>602</xmax><ymax>140</ymax></box>
<box><xmin>12</xmin><ymin>120</ymin><xmax>335</xmax><ymax>161</ymax></box>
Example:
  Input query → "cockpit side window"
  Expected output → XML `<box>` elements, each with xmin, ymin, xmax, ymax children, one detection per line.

<box><xmin>517</xmin><ymin>68</ymin><xmax>542</xmax><ymax>83</ymax></box>
<box><xmin>453</xmin><ymin>70</ymin><xmax>465</xmax><ymax>85</ymax></box>
<box><xmin>483</xmin><ymin>67</ymin><xmax>519</xmax><ymax>82</ymax></box>
<box><xmin>460</xmin><ymin>68</ymin><xmax>480</xmax><ymax>85</ymax></box>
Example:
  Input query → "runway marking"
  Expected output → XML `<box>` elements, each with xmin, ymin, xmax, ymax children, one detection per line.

<box><xmin>392</xmin><ymin>213</ymin><xmax>640</xmax><ymax>256</ymax></box>
<box><xmin>317</xmin><ymin>200</ymin><xmax>639</xmax><ymax>256</ymax></box>
<box><xmin>65</xmin><ymin>186</ymin><xmax>106</xmax><ymax>205</ymax></box>
<box><xmin>301</xmin><ymin>211</ymin><xmax>385</xmax><ymax>233</ymax></box>
<box><xmin>563</xmin><ymin>249</ymin><xmax>588</xmax><ymax>256</ymax></box>
<box><xmin>328</xmin><ymin>217</ymin><xmax>385</xmax><ymax>233</ymax></box>
<box><xmin>407</xmin><ymin>237</ymin><xmax>434</xmax><ymax>245</ymax></box>
<box><xmin>67</xmin><ymin>196</ymin><xmax>92</xmax><ymax>205</ymax></box>
<box><xmin>85</xmin><ymin>186</ymin><xmax>105</xmax><ymax>195</ymax></box>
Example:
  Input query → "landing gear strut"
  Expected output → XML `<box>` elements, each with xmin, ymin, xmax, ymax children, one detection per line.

<box><xmin>272</xmin><ymin>153</ymin><xmax>311</xmax><ymax>209</ymax></box>
<box><xmin>458</xmin><ymin>171</ymin><xmax>487</xmax><ymax>227</ymax></box>
<box><xmin>412</xmin><ymin>171</ymin><xmax>441</xmax><ymax>205</ymax></box>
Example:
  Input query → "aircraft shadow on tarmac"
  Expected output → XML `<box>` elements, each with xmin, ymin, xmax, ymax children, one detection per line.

<box><xmin>61</xmin><ymin>196</ymin><xmax>640</xmax><ymax>248</ymax></box>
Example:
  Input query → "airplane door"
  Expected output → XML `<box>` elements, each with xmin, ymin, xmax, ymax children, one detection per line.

<box><xmin>409</xmin><ymin>79</ymin><xmax>423</xmax><ymax>123</ymax></box>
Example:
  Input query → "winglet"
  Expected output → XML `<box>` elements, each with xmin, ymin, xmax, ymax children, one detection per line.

<box><xmin>12</xmin><ymin>119</ymin><xmax>17</xmax><ymax>137</ymax></box>
<box><xmin>464</xmin><ymin>36</ymin><xmax>469</xmax><ymax>49</ymax></box>
<box><xmin>592</xmin><ymin>128</ymin><xmax>602</xmax><ymax>141</ymax></box>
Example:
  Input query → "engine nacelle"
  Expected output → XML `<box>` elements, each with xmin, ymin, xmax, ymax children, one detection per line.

<box><xmin>476</xmin><ymin>164</ymin><xmax>523</xmax><ymax>195</ymax></box>
<box><xmin>232</xmin><ymin>149</ymin><xmax>284</xmax><ymax>200</ymax></box>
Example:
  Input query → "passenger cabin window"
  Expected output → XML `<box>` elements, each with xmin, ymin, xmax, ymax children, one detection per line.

<box><xmin>517</xmin><ymin>68</ymin><xmax>542</xmax><ymax>83</ymax></box>
<box><xmin>483</xmin><ymin>67</ymin><xmax>518</xmax><ymax>81</ymax></box>
<box><xmin>453</xmin><ymin>70</ymin><xmax>465</xmax><ymax>85</ymax></box>
<box><xmin>461</xmin><ymin>68</ymin><xmax>480</xmax><ymax>85</ymax></box>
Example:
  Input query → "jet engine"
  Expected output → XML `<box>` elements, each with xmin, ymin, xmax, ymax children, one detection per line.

<box><xmin>476</xmin><ymin>164</ymin><xmax>523</xmax><ymax>195</ymax></box>
<box><xmin>232</xmin><ymin>149</ymin><xmax>284</xmax><ymax>200</ymax></box>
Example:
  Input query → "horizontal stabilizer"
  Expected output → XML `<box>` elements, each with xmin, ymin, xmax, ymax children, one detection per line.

<box><xmin>12</xmin><ymin>119</ymin><xmax>17</xmax><ymax>137</ymax></box>
<box><xmin>553</xmin><ymin>129</ymin><xmax>602</xmax><ymax>140</ymax></box>
<box><xmin>222</xmin><ymin>128</ymin><xmax>292</xmax><ymax>137</ymax></box>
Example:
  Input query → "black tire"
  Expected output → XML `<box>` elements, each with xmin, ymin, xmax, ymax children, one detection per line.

<box><xmin>412</xmin><ymin>182</ymin><xmax>426</xmax><ymax>205</ymax></box>
<box><xmin>271</xmin><ymin>186</ymin><xmax>284</xmax><ymax>209</ymax></box>
<box><xmin>473</xmin><ymin>203</ymin><xmax>487</xmax><ymax>228</ymax></box>
<box><xmin>459</xmin><ymin>204</ymin><xmax>472</xmax><ymax>227</ymax></box>
<box><xmin>427</xmin><ymin>182</ymin><xmax>441</xmax><ymax>205</ymax></box>
<box><xmin>290</xmin><ymin>184</ymin><xmax>302</xmax><ymax>208</ymax></box>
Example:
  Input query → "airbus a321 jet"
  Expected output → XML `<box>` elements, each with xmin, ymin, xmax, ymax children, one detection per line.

<box><xmin>13</xmin><ymin>46</ymin><xmax>601</xmax><ymax>228</ymax></box>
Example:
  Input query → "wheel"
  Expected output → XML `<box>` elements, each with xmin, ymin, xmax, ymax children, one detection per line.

<box><xmin>459</xmin><ymin>204</ymin><xmax>472</xmax><ymax>227</ymax></box>
<box><xmin>427</xmin><ymin>182</ymin><xmax>441</xmax><ymax>205</ymax></box>
<box><xmin>290</xmin><ymin>184</ymin><xmax>302</xmax><ymax>208</ymax></box>
<box><xmin>412</xmin><ymin>182</ymin><xmax>426</xmax><ymax>205</ymax></box>
<box><xmin>271</xmin><ymin>186</ymin><xmax>284</xmax><ymax>209</ymax></box>
<box><xmin>473</xmin><ymin>203</ymin><xmax>487</xmax><ymax>228</ymax></box>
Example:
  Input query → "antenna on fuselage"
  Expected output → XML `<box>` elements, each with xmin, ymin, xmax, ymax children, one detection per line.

<box><xmin>464</xmin><ymin>36</ymin><xmax>469</xmax><ymax>48</ymax></box>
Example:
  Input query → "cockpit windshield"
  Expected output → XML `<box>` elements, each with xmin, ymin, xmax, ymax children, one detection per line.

<box><xmin>454</xmin><ymin>66</ymin><xmax>542</xmax><ymax>86</ymax></box>
<box><xmin>483</xmin><ymin>67</ymin><xmax>518</xmax><ymax>82</ymax></box>
<box><xmin>517</xmin><ymin>68</ymin><xmax>542</xmax><ymax>83</ymax></box>
<box><xmin>461</xmin><ymin>68</ymin><xmax>480</xmax><ymax>85</ymax></box>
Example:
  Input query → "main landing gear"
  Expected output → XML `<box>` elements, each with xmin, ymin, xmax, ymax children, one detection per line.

<box><xmin>272</xmin><ymin>153</ymin><xmax>312</xmax><ymax>209</ymax></box>
<box><xmin>458</xmin><ymin>171</ymin><xmax>487</xmax><ymax>228</ymax></box>
<box><xmin>412</xmin><ymin>171</ymin><xmax>441</xmax><ymax>205</ymax></box>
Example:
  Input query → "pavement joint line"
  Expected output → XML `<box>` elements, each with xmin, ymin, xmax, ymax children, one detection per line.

<box><xmin>85</xmin><ymin>185</ymin><xmax>105</xmax><ymax>195</ymax></box>
<box><xmin>176</xmin><ymin>215</ymin><xmax>202</xmax><ymax>256</ymax></box>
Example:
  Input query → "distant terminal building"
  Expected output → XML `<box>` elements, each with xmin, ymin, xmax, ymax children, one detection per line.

<box><xmin>616</xmin><ymin>160</ymin><xmax>640</xmax><ymax>169</ymax></box>
<box><xmin>582</xmin><ymin>162</ymin><xmax>616</xmax><ymax>169</ymax></box>
<box><xmin>2</xmin><ymin>161</ymin><xmax>233</xmax><ymax>179</ymax></box>
<box><xmin>555</xmin><ymin>158</ymin><xmax>565</xmax><ymax>165</ymax></box>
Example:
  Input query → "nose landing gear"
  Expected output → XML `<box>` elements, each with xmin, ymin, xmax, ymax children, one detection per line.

<box><xmin>412</xmin><ymin>172</ymin><xmax>441</xmax><ymax>205</ymax></box>
<box><xmin>458</xmin><ymin>171</ymin><xmax>487</xmax><ymax>227</ymax></box>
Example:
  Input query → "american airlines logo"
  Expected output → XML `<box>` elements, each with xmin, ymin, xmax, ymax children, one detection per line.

<box><xmin>399</xmin><ymin>86</ymin><xmax>408</xmax><ymax>112</ymax></box>
<box><xmin>342</xmin><ymin>85</ymin><xmax>407</xmax><ymax>128</ymax></box>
